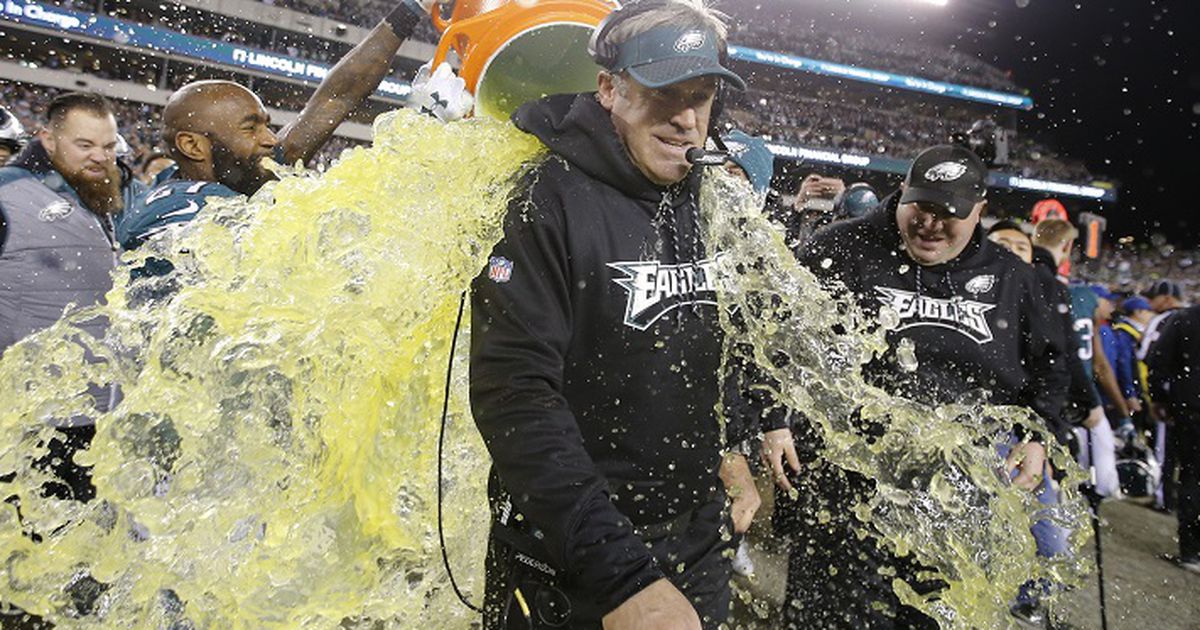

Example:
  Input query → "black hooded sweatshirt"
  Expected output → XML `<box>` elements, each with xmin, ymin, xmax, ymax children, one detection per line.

<box><xmin>470</xmin><ymin>93</ymin><xmax>739</xmax><ymax>611</ymax></box>
<box><xmin>1147</xmin><ymin>304</ymin><xmax>1200</xmax><ymax>418</ymax></box>
<box><xmin>799</xmin><ymin>192</ymin><xmax>1071</xmax><ymax>441</ymax></box>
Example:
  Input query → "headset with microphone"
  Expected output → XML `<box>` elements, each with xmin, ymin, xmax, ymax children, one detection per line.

<box><xmin>586</xmin><ymin>0</ymin><xmax>736</xmax><ymax>164</ymax></box>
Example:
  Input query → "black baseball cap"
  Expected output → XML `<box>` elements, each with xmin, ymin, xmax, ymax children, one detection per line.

<box><xmin>900</xmin><ymin>145</ymin><xmax>988</xmax><ymax>219</ymax></box>
<box><xmin>610</xmin><ymin>26</ymin><xmax>746</xmax><ymax>90</ymax></box>
<box><xmin>1145</xmin><ymin>279</ymin><xmax>1182</xmax><ymax>300</ymax></box>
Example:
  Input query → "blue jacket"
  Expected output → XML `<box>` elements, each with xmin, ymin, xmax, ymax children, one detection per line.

<box><xmin>1112</xmin><ymin>319</ymin><xmax>1145</xmax><ymax>401</ymax></box>
<box><xmin>1097</xmin><ymin>322</ymin><xmax>1121</xmax><ymax>407</ymax></box>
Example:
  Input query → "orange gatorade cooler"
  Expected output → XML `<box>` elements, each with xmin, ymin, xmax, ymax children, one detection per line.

<box><xmin>430</xmin><ymin>0</ymin><xmax>616</xmax><ymax>119</ymax></box>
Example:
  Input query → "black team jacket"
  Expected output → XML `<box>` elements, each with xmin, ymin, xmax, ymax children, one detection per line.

<box><xmin>470</xmin><ymin>93</ymin><xmax>745</xmax><ymax>611</ymax></box>
<box><xmin>1147</xmin><ymin>304</ymin><xmax>1200</xmax><ymax>418</ymax></box>
<box><xmin>799</xmin><ymin>193</ymin><xmax>1071</xmax><ymax>443</ymax></box>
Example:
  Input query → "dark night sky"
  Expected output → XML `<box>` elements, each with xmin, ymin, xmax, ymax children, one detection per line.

<box><xmin>743</xmin><ymin>0</ymin><xmax>1200</xmax><ymax>246</ymax></box>
<box><xmin>963</xmin><ymin>0</ymin><xmax>1200</xmax><ymax>246</ymax></box>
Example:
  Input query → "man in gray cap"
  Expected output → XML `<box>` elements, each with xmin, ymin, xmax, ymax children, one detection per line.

<box><xmin>761</xmin><ymin>144</ymin><xmax>1070</xmax><ymax>628</ymax></box>
<box><xmin>470</xmin><ymin>1</ymin><xmax>760</xmax><ymax>628</ymax></box>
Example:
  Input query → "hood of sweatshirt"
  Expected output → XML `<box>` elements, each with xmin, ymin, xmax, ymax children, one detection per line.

<box><xmin>512</xmin><ymin>93</ymin><xmax>698</xmax><ymax>209</ymax></box>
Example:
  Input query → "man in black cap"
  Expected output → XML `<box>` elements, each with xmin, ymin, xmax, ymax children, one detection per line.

<box><xmin>1146</xmin><ymin>279</ymin><xmax>1185</xmax><ymax>316</ymax></box>
<box><xmin>1146</xmin><ymin>303</ymin><xmax>1200</xmax><ymax>573</ymax></box>
<box><xmin>762</xmin><ymin>145</ymin><xmax>1070</xmax><ymax>628</ymax></box>
<box><xmin>1139</xmin><ymin>279</ymin><xmax>1187</xmax><ymax>510</ymax></box>
<box><xmin>469</xmin><ymin>1</ymin><xmax>759</xmax><ymax>629</ymax></box>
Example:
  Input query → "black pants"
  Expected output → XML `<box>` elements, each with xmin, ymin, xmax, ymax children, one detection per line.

<box><xmin>1</xmin><ymin>425</ymin><xmax>97</xmax><ymax>525</ymax></box>
<box><xmin>1176</xmin><ymin>418</ymin><xmax>1200</xmax><ymax>559</ymax></box>
<box><xmin>776</xmin><ymin>457</ymin><xmax>940</xmax><ymax>630</ymax></box>
<box><xmin>481</xmin><ymin>498</ymin><xmax>734</xmax><ymax>630</ymax></box>
<box><xmin>1161</xmin><ymin>421</ymin><xmax>1180</xmax><ymax>511</ymax></box>
<box><xmin>35</xmin><ymin>425</ymin><xmax>98</xmax><ymax>503</ymax></box>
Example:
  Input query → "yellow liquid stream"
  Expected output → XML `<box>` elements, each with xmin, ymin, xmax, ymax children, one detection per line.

<box><xmin>0</xmin><ymin>110</ymin><xmax>1091</xmax><ymax>629</ymax></box>
<box><xmin>700</xmin><ymin>171</ymin><xmax>1092</xmax><ymax>629</ymax></box>
<box><xmin>0</xmin><ymin>109</ymin><xmax>542</xmax><ymax>628</ymax></box>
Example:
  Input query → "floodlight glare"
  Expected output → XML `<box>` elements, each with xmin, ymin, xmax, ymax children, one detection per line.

<box><xmin>877</xmin><ymin>0</ymin><xmax>949</xmax><ymax>6</ymax></box>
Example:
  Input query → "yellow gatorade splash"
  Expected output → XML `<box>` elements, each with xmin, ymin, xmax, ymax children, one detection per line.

<box><xmin>0</xmin><ymin>109</ymin><xmax>542</xmax><ymax>628</ymax></box>
<box><xmin>699</xmin><ymin>171</ymin><xmax>1093</xmax><ymax>629</ymax></box>
<box><xmin>2</xmin><ymin>107</ymin><xmax>1092</xmax><ymax>628</ymax></box>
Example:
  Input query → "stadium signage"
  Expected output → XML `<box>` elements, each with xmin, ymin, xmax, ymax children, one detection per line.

<box><xmin>1</xmin><ymin>0</ymin><xmax>409</xmax><ymax>100</ymax></box>
<box><xmin>728</xmin><ymin>44</ymin><xmax>1034</xmax><ymax>111</ymax></box>
<box><xmin>2</xmin><ymin>0</ymin><xmax>80</xmax><ymax>29</ymax></box>
<box><xmin>766</xmin><ymin>143</ymin><xmax>876</xmax><ymax>168</ymax></box>
<box><xmin>765</xmin><ymin>142</ymin><xmax>1118</xmax><ymax>202</ymax></box>
<box><xmin>1001</xmin><ymin>176</ymin><xmax>1111</xmax><ymax>201</ymax></box>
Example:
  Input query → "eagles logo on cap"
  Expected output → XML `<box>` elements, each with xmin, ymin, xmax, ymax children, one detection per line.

<box><xmin>900</xmin><ymin>145</ymin><xmax>988</xmax><ymax>218</ymax></box>
<box><xmin>608</xmin><ymin>25</ymin><xmax>746</xmax><ymax>90</ymax></box>
<box><xmin>674</xmin><ymin>31</ymin><xmax>706</xmax><ymax>53</ymax></box>
<box><xmin>924</xmin><ymin>162</ymin><xmax>968</xmax><ymax>182</ymax></box>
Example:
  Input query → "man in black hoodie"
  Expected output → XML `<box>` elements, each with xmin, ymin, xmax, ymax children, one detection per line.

<box><xmin>1146</xmin><ymin>304</ymin><xmax>1200</xmax><ymax>573</ymax></box>
<box><xmin>469</xmin><ymin>2</ymin><xmax>756</xmax><ymax>628</ymax></box>
<box><xmin>764</xmin><ymin>145</ymin><xmax>1070</xmax><ymax>628</ymax></box>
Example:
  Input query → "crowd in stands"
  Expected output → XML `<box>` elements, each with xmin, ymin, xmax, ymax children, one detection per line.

<box><xmin>30</xmin><ymin>0</ymin><xmax>1099</xmax><ymax>185</ymax></box>
<box><xmin>1078</xmin><ymin>241</ymin><xmax>1199</xmax><ymax>304</ymax></box>
<box><xmin>729</xmin><ymin>87</ymin><xmax>974</xmax><ymax>157</ymax></box>
<box><xmin>253</xmin><ymin>0</ymin><xmax>441</xmax><ymax>42</ymax></box>
<box><xmin>60</xmin><ymin>0</ymin><xmax>1020</xmax><ymax>88</ymax></box>
<box><xmin>732</xmin><ymin>18</ymin><xmax>1019</xmax><ymax>92</ymax></box>
<box><xmin>728</xmin><ymin>88</ymin><xmax>1097</xmax><ymax>184</ymax></box>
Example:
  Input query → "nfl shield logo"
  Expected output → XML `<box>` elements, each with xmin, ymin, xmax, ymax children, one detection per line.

<box><xmin>488</xmin><ymin>256</ymin><xmax>513</xmax><ymax>283</ymax></box>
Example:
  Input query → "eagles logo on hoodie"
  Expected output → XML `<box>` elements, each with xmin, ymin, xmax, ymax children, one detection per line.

<box><xmin>875</xmin><ymin>286</ymin><xmax>997</xmax><ymax>344</ymax></box>
<box><xmin>608</xmin><ymin>254</ymin><xmax>725</xmax><ymax>330</ymax></box>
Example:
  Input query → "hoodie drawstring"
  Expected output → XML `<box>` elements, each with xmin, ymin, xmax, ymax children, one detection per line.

<box><xmin>658</xmin><ymin>182</ymin><xmax>703</xmax><ymax>324</ymax></box>
<box><xmin>914</xmin><ymin>264</ymin><xmax>959</xmax><ymax>300</ymax></box>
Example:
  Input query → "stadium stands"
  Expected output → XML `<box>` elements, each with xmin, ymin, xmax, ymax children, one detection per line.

<box><xmin>247</xmin><ymin>0</ymin><xmax>439</xmax><ymax>42</ymax></box>
<box><xmin>5</xmin><ymin>0</ymin><xmax>1102</xmax><ymax>187</ymax></box>
<box><xmin>726</xmin><ymin>87</ymin><xmax>1096</xmax><ymax>185</ymax></box>
<box><xmin>1077</xmin><ymin>241</ymin><xmax>1199</xmax><ymax>304</ymax></box>
<box><xmin>728</xmin><ymin>87</ymin><xmax>979</xmax><ymax>157</ymax></box>
<box><xmin>732</xmin><ymin>19</ymin><xmax>1019</xmax><ymax>93</ymax></box>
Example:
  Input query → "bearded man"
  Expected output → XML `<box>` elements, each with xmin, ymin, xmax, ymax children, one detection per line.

<box><xmin>0</xmin><ymin>91</ymin><xmax>136</xmax><ymax>504</ymax></box>
<box><xmin>0</xmin><ymin>91</ymin><xmax>134</xmax><ymax>359</ymax></box>
<box><xmin>114</xmin><ymin>0</ymin><xmax>472</xmax><ymax>250</ymax></box>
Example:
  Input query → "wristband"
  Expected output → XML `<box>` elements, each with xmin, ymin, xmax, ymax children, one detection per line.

<box><xmin>383</xmin><ymin>0</ymin><xmax>423</xmax><ymax>39</ymax></box>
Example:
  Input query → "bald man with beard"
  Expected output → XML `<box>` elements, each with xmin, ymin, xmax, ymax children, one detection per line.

<box><xmin>116</xmin><ymin>0</ymin><xmax>470</xmax><ymax>250</ymax></box>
